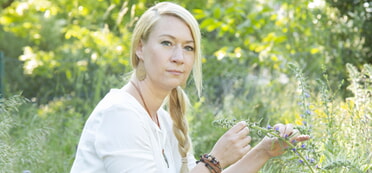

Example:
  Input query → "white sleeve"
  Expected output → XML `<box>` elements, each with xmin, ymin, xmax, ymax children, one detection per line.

<box><xmin>94</xmin><ymin>106</ymin><xmax>157</xmax><ymax>173</ymax></box>
<box><xmin>187</xmin><ymin>152</ymin><xmax>197</xmax><ymax>170</ymax></box>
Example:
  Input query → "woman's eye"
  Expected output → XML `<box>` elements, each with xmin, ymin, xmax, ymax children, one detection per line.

<box><xmin>184</xmin><ymin>46</ymin><xmax>194</xmax><ymax>51</ymax></box>
<box><xmin>161</xmin><ymin>41</ymin><xmax>172</xmax><ymax>46</ymax></box>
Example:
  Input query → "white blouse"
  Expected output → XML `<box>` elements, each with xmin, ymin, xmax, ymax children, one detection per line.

<box><xmin>70</xmin><ymin>88</ymin><xmax>196</xmax><ymax>173</ymax></box>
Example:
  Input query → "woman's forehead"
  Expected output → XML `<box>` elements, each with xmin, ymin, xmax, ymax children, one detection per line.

<box><xmin>148</xmin><ymin>15</ymin><xmax>194</xmax><ymax>41</ymax></box>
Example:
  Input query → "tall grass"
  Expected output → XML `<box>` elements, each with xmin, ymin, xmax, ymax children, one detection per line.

<box><xmin>0</xmin><ymin>95</ymin><xmax>48</xmax><ymax>173</ymax></box>
<box><xmin>192</xmin><ymin>63</ymin><xmax>371</xmax><ymax>172</ymax></box>
<box><xmin>260</xmin><ymin>63</ymin><xmax>371</xmax><ymax>172</ymax></box>
<box><xmin>1</xmin><ymin>64</ymin><xmax>371</xmax><ymax>172</ymax></box>
<box><xmin>0</xmin><ymin>95</ymin><xmax>87</xmax><ymax>173</ymax></box>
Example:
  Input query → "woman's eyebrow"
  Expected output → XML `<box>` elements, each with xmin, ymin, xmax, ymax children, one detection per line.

<box><xmin>159</xmin><ymin>34</ymin><xmax>194</xmax><ymax>43</ymax></box>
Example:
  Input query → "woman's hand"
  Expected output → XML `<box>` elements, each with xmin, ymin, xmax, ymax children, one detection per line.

<box><xmin>209</xmin><ymin>121</ymin><xmax>252</xmax><ymax>168</ymax></box>
<box><xmin>255</xmin><ymin>123</ymin><xmax>310</xmax><ymax>158</ymax></box>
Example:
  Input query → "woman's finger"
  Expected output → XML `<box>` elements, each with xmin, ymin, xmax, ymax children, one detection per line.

<box><xmin>295</xmin><ymin>135</ymin><xmax>310</xmax><ymax>142</ymax></box>
<box><xmin>238</xmin><ymin>136</ymin><xmax>252</xmax><ymax>154</ymax></box>
<box><xmin>237</xmin><ymin>126</ymin><xmax>250</xmax><ymax>139</ymax></box>
<box><xmin>273</xmin><ymin>123</ymin><xmax>285</xmax><ymax>136</ymax></box>
<box><xmin>242</xmin><ymin>144</ymin><xmax>252</xmax><ymax>154</ymax></box>
<box><xmin>289</xmin><ymin>129</ymin><xmax>300</xmax><ymax>143</ymax></box>
<box><xmin>239</xmin><ymin>135</ymin><xmax>251</xmax><ymax>146</ymax></box>
<box><xmin>229</xmin><ymin>121</ymin><xmax>248</xmax><ymax>133</ymax></box>
<box><xmin>283</xmin><ymin>124</ymin><xmax>294</xmax><ymax>138</ymax></box>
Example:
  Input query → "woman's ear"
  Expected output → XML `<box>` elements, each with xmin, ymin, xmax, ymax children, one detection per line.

<box><xmin>136</xmin><ymin>40</ymin><xmax>144</xmax><ymax>60</ymax></box>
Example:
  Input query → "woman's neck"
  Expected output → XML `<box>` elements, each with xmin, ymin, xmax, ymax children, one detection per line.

<box><xmin>126</xmin><ymin>79</ymin><xmax>169</xmax><ymax>121</ymax></box>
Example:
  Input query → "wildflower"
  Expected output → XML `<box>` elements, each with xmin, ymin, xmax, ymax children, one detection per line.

<box><xmin>305</xmin><ymin>110</ymin><xmax>311</xmax><ymax>115</ymax></box>
<box><xmin>275</xmin><ymin>127</ymin><xmax>280</xmax><ymax>131</ymax></box>
<box><xmin>295</xmin><ymin>119</ymin><xmax>303</xmax><ymax>125</ymax></box>
<box><xmin>300</xmin><ymin>114</ymin><xmax>305</xmax><ymax>118</ymax></box>
<box><xmin>299</xmin><ymin>160</ymin><xmax>304</xmax><ymax>164</ymax></box>
<box><xmin>301</xmin><ymin>144</ymin><xmax>306</xmax><ymax>148</ymax></box>
<box><xmin>310</xmin><ymin>158</ymin><xmax>315</xmax><ymax>163</ymax></box>
<box><xmin>267</xmin><ymin>125</ymin><xmax>272</xmax><ymax>129</ymax></box>
<box><xmin>291</xmin><ymin>148</ymin><xmax>297</xmax><ymax>152</ymax></box>
<box><xmin>291</xmin><ymin>139</ymin><xmax>297</xmax><ymax>144</ymax></box>
<box><xmin>304</xmin><ymin>92</ymin><xmax>310</xmax><ymax>98</ymax></box>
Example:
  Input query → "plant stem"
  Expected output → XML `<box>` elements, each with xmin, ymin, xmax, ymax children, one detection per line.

<box><xmin>250</xmin><ymin>125</ymin><xmax>316</xmax><ymax>173</ymax></box>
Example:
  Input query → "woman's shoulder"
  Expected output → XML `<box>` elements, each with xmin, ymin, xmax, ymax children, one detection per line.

<box><xmin>97</xmin><ymin>88</ymin><xmax>137</xmax><ymax>110</ymax></box>
<box><xmin>93</xmin><ymin>88</ymin><xmax>147</xmax><ymax>116</ymax></box>
<box><xmin>85</xmin><ymin>88</ymin><xmax>147</xmax><ymax>127</ymax></box>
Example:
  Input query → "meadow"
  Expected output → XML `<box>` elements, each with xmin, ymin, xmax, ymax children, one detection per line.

<box><xmin>1</xmin><ymin>0</ymin><xmax>371</xmax><ymax>172</ymax></box>
<box><xmin>1</xmin><ymin>63</ymin><xmax>370</xmax><ymax>172</ymax></box>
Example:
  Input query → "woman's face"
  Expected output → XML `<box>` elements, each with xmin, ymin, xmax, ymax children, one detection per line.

<box><xmin>136</xmin><ymin>15</ymin><xmax>195</xmax><ymax>90</ymax></box>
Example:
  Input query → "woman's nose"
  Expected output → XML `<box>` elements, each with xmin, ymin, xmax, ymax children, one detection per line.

<box><xmin>171</xmin><ymin>46</ymin><xmax>184</xmax><ymax>64</ymax></box>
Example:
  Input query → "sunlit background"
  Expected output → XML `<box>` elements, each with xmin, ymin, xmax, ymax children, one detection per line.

<box><xmin>0</xmin><ymin>0</ymin><xmax>371</xmax><ymax>172</ymax></box>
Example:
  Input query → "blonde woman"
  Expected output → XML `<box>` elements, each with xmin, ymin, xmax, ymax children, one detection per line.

<box><xmin>70</xmin><ymin>2</ymin><xmax>309</xmax><ymax>173</ymax></box>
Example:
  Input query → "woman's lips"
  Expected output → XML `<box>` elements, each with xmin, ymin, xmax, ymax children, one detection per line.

<box><xmin>167</xmin><ymin>69</ymin><xmax>183</xmax><ymax>75</ymax></box>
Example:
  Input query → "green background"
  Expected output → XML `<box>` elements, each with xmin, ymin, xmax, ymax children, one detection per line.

<box><xmin>0</xmin><ymin>0</ymin><xmax>371</xmax><ymax>172</ymax></box>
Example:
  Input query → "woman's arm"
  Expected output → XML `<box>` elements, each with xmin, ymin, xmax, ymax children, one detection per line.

<box><xmin>189</xmin><ymin>123</ymin><xmax>309</xmax><ymax>173</ymax></box>
<box><xmin>223</xmin><ymin>124</ymin><xmax>310</xmax><ymax>173</ymax></box>
<box><xmin>223</xmin><ymin>147</ymin><xmax>270</xmax><ymax>173</ymax></box>
<box><xmin>189</xmin><ymin>121</ymin><xmax>252</xmax><ymax>173</ymax></box>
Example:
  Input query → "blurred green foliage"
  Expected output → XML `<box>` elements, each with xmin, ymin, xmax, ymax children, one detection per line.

<box><xmin>1</xmin><ymin>0</ymin><xmax>371</xmax><ymax>103</ymax></box>
<box><xmin>0</xmin><ymin>0</ymin><xmax>371</xmax><ymax>172</ymax></box>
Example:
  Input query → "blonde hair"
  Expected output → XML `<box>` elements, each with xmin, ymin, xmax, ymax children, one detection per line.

<box><xmin>130</xmin><ymin>2</ymin><xmax>202</xmax><ymax>173</ymax></box>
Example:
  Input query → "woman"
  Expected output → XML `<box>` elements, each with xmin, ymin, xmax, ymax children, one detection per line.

<box><xmin>70</xmin><ymin>2</ymin><xmax>309</xmax><ymax>173</ymax></box>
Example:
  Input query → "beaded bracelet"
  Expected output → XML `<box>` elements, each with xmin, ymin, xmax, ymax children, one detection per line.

<box><xmin>196</xmin><ymin>154</ymin><xmax>222</xmax><ymax>173</ymax></box>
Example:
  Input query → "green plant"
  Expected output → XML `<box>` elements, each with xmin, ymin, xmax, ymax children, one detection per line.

<box><xmin>0</xmin><ymin>95</ymin><xmax>49</xmax><ymax>173</ymax></box>
<box><xmin>0</xmin><ymin>94</ymin><xmax>88</xmax><ymax>172</ymax></box>
<box><xmin>208</xmin><ymin>63</ymin><xmax>371</xmax><ymax>172</ymax></box>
